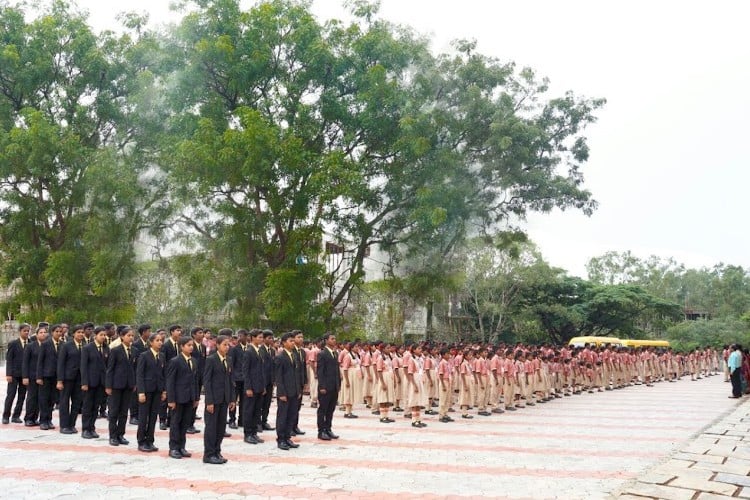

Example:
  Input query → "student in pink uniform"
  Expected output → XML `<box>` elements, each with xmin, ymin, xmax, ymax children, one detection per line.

<box><xmin>392</xmin><ymin>347</ymin><xmax>404</xmax><ymax>413</ymax></box>
<box><xmin>375</xmin><ymin>344</ymin><xmax>395</xmax><ymax>423</ymax></box>
<box><xmin>339</xmin><ymin>343</ymin><xmax>358</xmax><ymax>418</ymax></box>
<box><xmin>406</xmin><ymin>345</ymin><xmax>428</xmax><ymax>427</ymax></box>
<box><xmin>458</xmin><ymin>350</ymin><xmax>474</xmax><ymax>419</ymax></box>
<box><xmin>490</xmin><ymin>349</ymin><xmax>504</xmax><ymax>413</ymax></box>
<box><xmin>475</xmin><ymin>349</ymin><xmax>491</xmax><ymax>416</ymax></box>
<box><xmin>361</xmin><ymin>344</ymin><xmax>373</xmax><ymax>408</ymax></box>
<box><xmin>423</xmin><ymin>348</ymin><xmax>437</xmax><ymax>415</ymax></box>
<box><xmin>306</xmin><ymin>342</ymin><xmax>319</xmax><ymax>408</ymax></box>
<box><xmin>436</xmin><ymin>349</ymin><xmax>454</xmax><ymax>422</ymax></box>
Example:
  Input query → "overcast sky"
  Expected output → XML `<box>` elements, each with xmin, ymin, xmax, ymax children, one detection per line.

<box><xmin>74</xmin><ymin>0</ymin><xmax>750</xmax><ymax>276</ymax></box>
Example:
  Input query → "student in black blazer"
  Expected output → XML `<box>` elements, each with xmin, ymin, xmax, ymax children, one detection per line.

<box><xmin>316</xmin><ymin>333</ymin><xmax>342</xmax><ymax>440</ymax></box>
<box><xmin>275</xmin><ymin>332</ymin><xmax>302</xmax><ymax>450</ymax></box>
<box><xmin>56</xmin><ymin>325</ymin><xmax>85</xmax><ymax>434</ymax></box>
<box><xmin>259</xmin><ymin>330</ymin><xmax>276</xmax><ymax>431</ymax></box>
<box><xmin>160</xmin><ymin>325</ymin><xmax>182</xmax><ymax>430</ymax></box>
<box><xmin>187</xmin><ymin>327</ymin><xmax>206</xmax><ymax>434</ymax></box>
<box><xmin>3</xmin><ymin>323</ymin><xmax>30</xmax><ymax>424</ymax></box>
<box><xmin>228</xmin><ymin>329</ymin><xmax>248</xmax><ymax>429</ymax></box>
<box><xmin>203</xmin><ymin>334</ymin><xmax>235</xmax><ymax>464</ymax></box>
<box><xmin>80</xmin><ymin>328</ymin><xmax>109</xmax><ymax>439</ymax></box>
<box><xmin>292</xmin><ymin>330</ymin><xmax>307</xmax><ymax>436</ymax></box>
<box><xmin>242</xmin><ymin>329</ymin><xmax>266</xmax><ymax>444</ymax></box>
<box><xmin>22</xmin><ymin>326</ymin><xmax>48</xmax><ymax>426</ymax></box>
<box><xmin>166</xmin><ymin>337</ymin><xmax>198</xmax><ymax>459</ymax></box>
<box><xmin>129</xmin><ymin>324</ymin><xmax>152</xmax><ymax>425</ymax></box>
<box><xmin>136</xmin><ymin>332</ymin><xmax>165</xmax><ymax>452</ymax></box>
<box><xmin>37</xmin><ymin>325</ymin><xmax>64</xmax><ymax>430</ymax></box>
<box><xmin>105</xmin><ymin>327</ymin><xmax>136</xmax><ymax>446</ymax></box>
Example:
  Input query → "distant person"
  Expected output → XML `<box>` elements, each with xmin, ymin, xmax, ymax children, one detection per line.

<box><xmin>728</xmin><ymin>344</ymin><xmax>743</xmax><ymax>398</ymax></box>
<box><xmin>3</xmin><ymin>323</ymin><xmax>30</xmax><ymax>425</ymax></box>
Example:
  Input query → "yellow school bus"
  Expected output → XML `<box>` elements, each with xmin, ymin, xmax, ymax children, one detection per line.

<box><xmin>567</xmin><ymin>336</ymin><xmax>624</xmax><ymax>348</ymax></box>
<box><xmin>620</xmin><ymin>339</ymin><xmax>671</xmax><ymax>349</ymax></box>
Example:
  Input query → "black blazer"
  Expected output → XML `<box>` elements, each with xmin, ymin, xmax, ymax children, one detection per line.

<box><xmin>190</xmin><ymin>341</ymin><xmax>206</xmax><ymax>380</ymax></box>
<box><xmin>229</xmin><ymin>344</ymin><xmax>246</xmax><ymax>382</ymax></box>
<box><xmin>294</xmin><ymin>347</ymin><xmax>307</xmax><ymax>387</ymax></box>
<box><xmin>316</xmin><ymin>347</ymin><xmax>341</xmax><ymax>394</ymax></box>
<box><xmin>131</xmin><ymin>337</ymin><xmax>148</xmax><ymax>360</ymax></box>
<box><xmin>162</xmin><ymin>338</ymin><xmax>180</xmax><ymax>362</ymax></box>
<box><xmin>22</xmin><ymin>340</ymin><xmax>43</xmax><ymax>380</ymax></box>
<box><xmin>80</xmin><ymin>342</ymin><xmax>108</xmax><ymax>388</ymax></box>
<box><xmin>5</xmin><ymin>338</ymin><xmax>25</xmax><ymax>377</ymax></box>
<box><xmin>105</xmin><ymin>345</ymin><xmax>136</xmax><ymax>390</ymax></box>
<box><xmin>37</xmin><ymin>339</ymin><xmax>59</xmax><ymax>378</ymax></box>
<box><xmin>260</xmin><ymin>344</ymin><xmax>274</xmax><ymax>387</ymax></box>
<box><xmin>203</xmin><ymin>354</ymin><xmax>232</xmax><ymax>405</ymax></box>
<box><xmin>136</xmin><ymin>350</ymin><xmax>166</xmax><ymax>394</ymax></box>
<box><xmin>166</xmin><ymin>355</ymin><xmax>198</xmax><ymax>404</ymax></box>
<box><xmin>57</xmin><ymin>340</ymin><xmax>83</xmax><ymax>382</ymax></box>
<box><xmin>243</xmin><ymin>345</ymin><xmax>266</xmax><ymax>393</ymax></box>
<box><xmin>274</xmin><ymin>350</ymin><xmax>301</xmax><ymax>399</ymax></box>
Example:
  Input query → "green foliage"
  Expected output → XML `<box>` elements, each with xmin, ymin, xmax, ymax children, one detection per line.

<box><xmin>667</xmin><ymin>318</ymin><xmax>748</xmax><ymax>352</ymax></box>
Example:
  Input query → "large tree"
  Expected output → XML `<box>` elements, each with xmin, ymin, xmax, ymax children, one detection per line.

<box><xmin>160</xmin><ymin>0</ymin><xmax>604</xmax><ymax>328</ymax></box>
<box><xmin>0</xmin><ymin>2</ymin><xmax>164</xmax><ymax>321</ymax></box>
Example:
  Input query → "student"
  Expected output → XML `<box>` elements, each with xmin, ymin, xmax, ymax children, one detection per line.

<box><xmin>242</xmin><ymin>329</ymin><xmax>266</xmax><ymax>445</ymax></box>
<box><xmin>166</xmin><ymin>337</ymin><xmax>199</xmax><ymax>459</ymax></box>
<box><xmin>160</xmin><ymin>324</ymin><xmax>182</xmax><ymax>430</ymax></box>
<box><xmin>135</xmin><ymin>332</ymin><xmax>166</xmax><ymax>452</ymax></box>
<box><xmin>436</xmin><ymin>349</ymin><xmax>454</xmax><ymax>423</ymax></box>
<box><xmin>406</xmin><ymin>345</ymin><xmax>428</xmax><ymax>427</ymax></box>
<box><xmin>105</xmin><ymin>327</ymin><xmax>136</xmax><ymax>446</ymax></box>
<box><xmin>188</xmin><ymin>327</ymin><xmax>206</xmax><ymax>434</ymax></box>
<box><xmin>129</xmin><ymin>324</ymin><xmax>152</xmax><ymax>425</ymax></box>
<box><xmin>375</xmin><ymin>344</ymin><xmax>396</xmax><ymax>423</ymax></box>
<box><xmin>291</xmin><ymin>330</ymin><xmax>307</xmax><ymax>436</ymax></box>
<box><xmin>56</xmin><ymin>324</ymin><xmax>85</xmax><ymax>434</ymax></box>
<box><xmin>316</xmin><ymin>333</ymin><xmax>341</xmax><ymax>440</ymax></box>
<box><xmin>80</xmin><ymin>327</ymin><xmax>109</xmax><ymax>439</ymax></box>
<box><xmin>274</xmin><ymin>332</ymin><xmax>302</xmax><ymax>450</ymax></box>
<box><xmin>3</xmin><ymin>323</ymin><xmax>30</xmax><ymax>425</ymax></box>
<box><xmin>37</xmin><ymin>324</ymin><xmax>63</xmax><ymax>430</ymax></box>
<box><xmin>306</xmin><ymin>340</ymin><xmax>319</xmax><ymax>409</ymax></box>
<box><xmin>228</xmin><ymin>329</ymin><xmax>249</xmax><ymax>429</ymax></box>
<box><xmin>22</xmin><ymin>326</ymin><xmax>47</xmax><ymax>426</ymax></box>
<box><xmin>259</xmin><ymin>330</ymin><xmax>276</xmax><ymax>432</ymax></box>
<box><xmin>458</xmin><ymin>350</ymin><xmax>474</xmax><ymax>419</ymax></box>
<box><xmin>203</xmin><ymin>334</ymin><xmax>235</xmax><ymax>464</ymax></box>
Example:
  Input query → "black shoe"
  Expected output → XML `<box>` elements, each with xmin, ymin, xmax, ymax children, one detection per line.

<box><xmin>285</xmin><ymin>439</ymin><xmax>300</xmax><ymax>448</ymax></box>
<box><xmin>61</xmin><ymin>427</ymin><xmax>76</xmax><ymax>434</ymax></box>
<box><xmin>326</xmin><ymin>430</ymin><xmax>339</xmax><ymax>439</ymax></box>
<box><xmin>461</xmin><ymin>414</ymin><xmax>473</xmax><ymax>419</ymax></box>
<box><xmin>277</xmin><ymin>441</ymin><xmax>290</xmax><ymax>450</ymax></box>
<box><xmin>343</xmin><ymin>413</ymin><xmax>358</xmax><ymax>419</ymax></box>
<box><xmin>262</xmin><ymin>423</ymin><xmax>275</xmax><ymax>431</ymax></box>
<box><xmin>195</xmin><ymin>415</ymin><xmax>202</xmax><ymax>420</ymax></box>
<box><xmin>138</xmin><ymin>444</ymin><xmax>151</xmax><ymax>452</ymax></box>
<box><xmin>228</xmin><ymin>422</ymin><xmax>238</xmax><ymax>429</ymax></box>
<box><xmin>505</xmin><ymin>407</ymin><xmax>517</xmax><ymax>411</ymax></box>
<box><xmin>380</xmin><ymin>417</ymin><xmax>394</xmax><ymax>423</ymax></box>
<box><xmin>424</xmin><ymin>410</ymin><xmax>438</xmax><ymax>415</ymax></box>
<box><xmin>82</xmin><ymin>430</ymin><xmax>95</xmax><ymax>439</ymax></box>
<box><xmin>318</xmin><ymin>432</ymin><xmax>332</xmax><ymax>441</ymax></box>
<box><xmin>439</xmin><ymin>416</ymin><xmax>452</xmax><ymax>423</ymax></box>
<box><xmin>217</xmin><ymin>453</ymin><xmax>228</xmax><ymax>463</ymax></box>
<box><xmin>186</xmin><ymin>426</ymin><xmax>199</xmax><ymax>434</ymax></box>
<box><xmin>159</xmin><ymin>422</ymin><xmax>168</xmax><ymax>430</ymax></box>
<box><xmin>203</xmin><ymin>455</ymin><xmax>224</xmax><ymax>464</ymax></box>
<box><xmin>91</xmin><ymin>431</ymin><xmax>100</xmax><ymax>439</ymax></box>
<box><xmin>11</xmin><ymin>416</ymin><xmax>21</xmax><ymax>423</ymax></box>
<box><xmin>129</xmin><ymin>418</ymin><xmax>139</xmax><ymax>426</ymax></box>
<box><xmin>224</xmin><ymin>432</ymin><xmax>231</xmax><ymax>438</ymax></box>
<box><xmin>109</xmin><ymin>438</ymin><xmax>120</xmax><ymax>446</ymax></box>
<box><xmin>310</xmin><ymin>402</ymin><xmax>318</xmax><ymax>408</ymax></box>
<box><xmin>98</xmin><ymin>412</ymin><xmax>108</xmax><ymax>419</ymax></box>
<box><xmin>1</xmin><ymin>418</ymin><xmax>8</xmax><ymax>425</ymax></box>
<box><xmin>393</xmin><ymin>407</ymin><xmax>403</xmax><ymax>412</ymax></box>
<box><xmin>147</xmin><ymin>444</ymin><xmax>159</xmax><ymax>452</ymax></box>
<box><xmin>179</xmin><ymin>449</ymin><xmax>192</xmax><ymax>457</ymax></box>
<box><xmin>39</xmin><ymin>423</ymin><xmax>50</xmax><ymax>430</ymax></box>
<box><xmin>244</xmin><ymin>435</ymin><xmax>259</xmax><ymax>444</ymax></box>
<box><xmin>292</xmin><ymin>427</ymin><xmax>305</xmax><ymax>435</ymax></box>
<box><xmin>117</xmin><ymin>437</ymin><xmax>129</xmax><ymax>445</ymax></box>
<box><xmin>169</xmin><ymin>449</ymin><xmax>182</xmax><ymax>459</ymax></box>
<box><xmin>255</xmin><ymin>434</ymin><xmax>265</xmax><ymax>443</ymax></box>
<box><xmin>478</xmin><ymin>411</ymin><xmax>491</xmax><ymax>417</ymax></box>
<box><xmin>24</xmin><ymin>420</ymin><xmax>39</xmax><ymax>427</ymax></box>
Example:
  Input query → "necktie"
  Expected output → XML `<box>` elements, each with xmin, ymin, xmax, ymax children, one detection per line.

<box><xmin>188</xmin><ymin>358</ymin><xmax>193</xmax><ymax>371</ymax></box>
<box><xmin>98</xmin><ymin>345</ymin><xmax>103</xmax><ymax>356</ymax></box>
<box><xmin>54</xmin><ymin>341</ymin><xmax>59</xmax><ymax>353</ymax></box>
<box><xmin>21</xmin><ymin>340</ymin><xmax>26</xmax><ymax>349</ymax></box>
<box><xmin>77</xmin><ymin>343</ymin><xmax>81</xmax><ymax>352</ymax></box>
<box><xmin>223</xmin><ymin>358</ymin><xmax>227</xmax><ymax>371</ymax></box>
<box><xmin>126</xmin><ymin>347</ymin><xmax>131</xmax><ymax>360</ymax></box>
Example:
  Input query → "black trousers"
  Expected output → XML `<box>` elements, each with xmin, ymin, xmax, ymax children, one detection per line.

<box><xmin>242</xmin><ymin>394</ymin><xmax>261</xmax><ymax>436</ymax></box>
<box><xmin>108</xmin><ymin>388</ymin><xmax>133</xmax><ymax>439</ymax></box>
<box><xmin>317</xmin><ymin>389</ymin><xmax>337</xmax><ymax>433</ymax></box>
<box><xmin>3</xmin><ymin>376</ymin><xmax>26</xmax><ymax>419</ymax></box>
<box><xmin>159</xmin><ymin>399</ymin><xmax>169</xmax><ymax>425</ymax></box>
<box><xmin>24</xmin><ymin>380</ymin><xmax>39</xmax><ymax>423</ymax></box>
<box><xmin>97</xmin><ymin>385</ymin><xmax>108</xmax><ymax>416</ymax></box>
<box><xmin>129</xmin><ymin>388</ymin><xmax>139</xmax><ymax>420</ymax></box>
<box><xmin>137</xmin><ymin>392</ymin><xmax>160</xmax><ymax>445</ymax></box>
<box><xmin>275</xmin><ymin>395</ymin><xmax>299</xmax><ymax>442</ymax></box>
<box><xmin>731</xmin><ymin>369</ymin><xmax>743</xmax><ymax>398</ymax></box>
<box><xmin>203</xmin><ymin>401</ymin><xmax>228</xmax><ymax>458</ymax></box>
<box><xmin>39</xmin><ymin>377</ymin><xmax>56</xmax><ymax>425</ymax></box>
<box><xmin>261</xmin><ymin>384</ymin><xmax>273</xmax><ymax>425</ymax></box>
<box><xmin>229</xmin><ymin>381</ymin><xmax>244</xmax><ymax>423</ymax></box>
<box><xmin>82</xmin><ymin>385</ymin><xmax>104</xmax><ymax>431</ymax></box>
<box><xmin>59</xmin><ymin>377</ymin><xmax>82</xmax><ymax>429</ymax></box>
<box><xmin>190</xmin><ymin>376</ymin><xmax>203</xmax><ymax>428</ymax></box>
<box><xmin>169</xmin><ymin>402</ymin><xmax>192</xmax><ymax>451</ymax></box>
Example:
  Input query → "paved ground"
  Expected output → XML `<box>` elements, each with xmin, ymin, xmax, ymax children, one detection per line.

<box><xmin>0</xmin><ymin>372</ymin><xmax>743</xmax><ymax>499</ymax></box>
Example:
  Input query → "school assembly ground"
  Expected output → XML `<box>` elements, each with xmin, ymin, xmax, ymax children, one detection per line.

<box><xmin>1</xmin><ymin>373</ymin><xmax>749</xmax><ymax>499</ymax></box>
